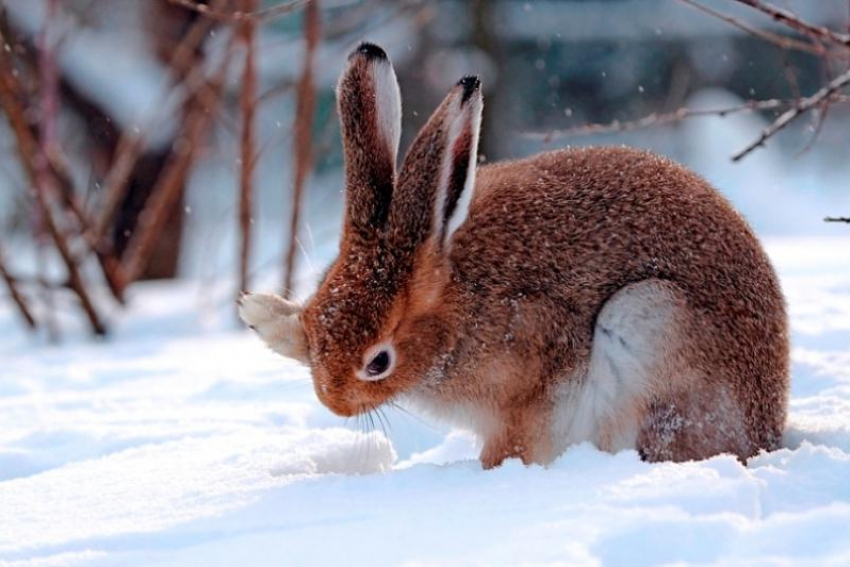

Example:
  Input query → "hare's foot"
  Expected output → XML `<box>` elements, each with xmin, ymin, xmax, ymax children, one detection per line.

<box><xmin>479</xmin><ymin>403</ymin><xmax>554</xmax><ymax>469</ymax></box>
<box><xmin>637</xmin><ymin>386</ymin><xmax>752</xmax><ymax>462</ymax></box>
<box><xmin>238</xmin><ymin>293</ymin><xmax>309</xmax><ymax>364</ymax></box>
<box><xmin>480</xmin><ymin>433</ymin><xmax>532</xmax><ymax>469</ymax></box>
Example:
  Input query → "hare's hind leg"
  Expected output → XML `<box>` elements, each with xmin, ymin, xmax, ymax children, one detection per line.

<box><xmin>596</xmin><ymin>285</ymin><xmax>755</xmax><ymax>463</ymax></box>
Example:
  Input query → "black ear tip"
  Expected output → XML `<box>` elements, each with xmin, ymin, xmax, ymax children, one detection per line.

<box><xmin>350</xmin><ymin>42</ymin><xmax>388</xmax><ymax>62</ymax></box>
<box><xmin>458</xmin><ymin>75</ymin><xmax>481</xmax><ymax>103</ymax></box>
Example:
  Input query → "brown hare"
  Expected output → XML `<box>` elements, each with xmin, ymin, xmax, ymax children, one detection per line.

<box><xmin>239</xmin><ymin>42</ymin><xmax>789</xmax><ymax>468</ymax></box>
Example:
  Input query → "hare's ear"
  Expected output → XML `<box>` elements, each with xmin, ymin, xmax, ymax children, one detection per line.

<box><xmin>337</xmin><ymin>42</ymin><xmax>402</xmax><ymax>233</ymax></box>
<box><xmin>393</xmin><ymin>76</ymin><xmax>482</xmax><ymax>250</ymax></box>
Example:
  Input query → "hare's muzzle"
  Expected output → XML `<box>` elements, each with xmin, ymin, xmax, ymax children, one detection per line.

<box><xmin>311</xmin><ymin>365</ymin><xmax>395</xmax><ymax>418</ymax></box>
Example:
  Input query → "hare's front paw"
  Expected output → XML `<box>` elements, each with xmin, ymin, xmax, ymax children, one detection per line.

<box><xmin>237</xmin><ymin>293</ymin><xmax>309</xmax><ymax>364</ymax></box>
<box><xmin>238</xmin><ymin>292</ymin><xmax>296</xmax><ymax>330</ymax></box>
<box><xmin>480</xmin><ymin>434</ymin><xmax>534</xmax><ymax>469</ymax></box>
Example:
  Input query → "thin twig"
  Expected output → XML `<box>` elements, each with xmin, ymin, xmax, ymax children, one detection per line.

<box><xmin>732</xmin><ymin>0</ymin><xmax>850</xmax><ymax>48</ymax></box>
<box><xmin>36</xmin><ymin>245</ymin><xmax>59</xmax><ymax>341</ymax></box>
<box><xmin>166</xmin><ymin>0</ymin><xmax>309</xmax><ymax>23</ymax></box>
<box><xmin>522</xmin><ymin>94</ymin><xmax>850</xmax><ymax>141</ymax></box>
<box><xmin>0</xmin><ymin>244</ymin><xmax>38</xmax><ymax>330</ymax></box>
<box><xmin>33</xmin><ymin>183</ymin><xmax>107</xmax><ymax>334</ymax></box>
<box><xmin>283</xmin><ymin>0</ymin><xmax>320</xmax><ymax>298</ymax></box>
<box><xmin>732</xmin><ymin>67</ymin><xmax>850</xmax><ymax>161</ymax></box>
<box><xmin>794</xmin><ymin>95</ymin><xmax>830</xmax><ymax>158</ymax></box>
<box><xmin>238</xmin><ymin>0</ymin><xmax>257</xmax><ymax>296</ymax></box>
<box><xmin>45</xmin><ymin>120</ymin><xmax>128</xmax><ymax>302</ymax></box>
<box><xmin>678</xmin><ymin>0</ymin><xmax>831</xmax><ymax>57</ymax></box>
<box><xmin>824</xmin><ymin>216</ymin><xmax>850</xmax><ymax>223</ymax></box>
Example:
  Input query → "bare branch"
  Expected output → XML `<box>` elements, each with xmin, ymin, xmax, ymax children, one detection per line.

<box><xmin>732</xmin><ymin>67</ymin><xmax>850</xmax><ymax>161</ymax></box>
<box><xmin>0</xmin><ymin>244</ymin><xmax>38</xmax><ymax>330</ymax></box>
<box><xmin>731</xmin><ymin>0</ymin><xmax>850</xmax><ymax>48</ymax></box>
<box><xmin>34</xmin><ymin>181</ymin><xmax>108</xmax><ymax>334</ymax></box>
<box><xmin>238</xmin><ymin>0</ymin><xmax>258</xmax><ymax>296</ymax></box>
<box><xmin>47</xmin><ymin>150</ymin><xmax>128</xmax><ymax>302</ymax></box>
<box><xmin>283</xmin><ymin>0</ymin><xmax>320</xmax><ymax>298</ymax></box>
<box><xmin>521</xmin><ymin>95</ymin><xmax>850</xmax><ymax>141</ymax></box>
<box><xmin>824</xmin><ymin>216</ymin><xmax>850</xmax><ymax>223</ymax></box>
<box><xmin>794</xmin><ymin>96</ymin><xmax>830</xmax><ymax>157</ymax></box>
<box><xmin>678</xmin><ymin>0</ymin><xmax>832</xmax><ymax>57</ymax></box>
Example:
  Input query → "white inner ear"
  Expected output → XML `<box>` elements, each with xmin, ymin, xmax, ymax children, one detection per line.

<box><xmin>444</xmin><ymin>95</ymin><xmax>481</xmax><ymax>242</ymax></box>
<box><xmin>371</xmin><ymin>60</ymin><xmax>402</xmax><ymax>166</ymax></box>
<box><xmin>433</xmin><ymin>95</ymin><xmax>482</xmax><ymax>247</ymax></box>
<box><xmin>356</xmin><ymin>342</ymin><xmax>396</xmax><ymax>382</ymax></box>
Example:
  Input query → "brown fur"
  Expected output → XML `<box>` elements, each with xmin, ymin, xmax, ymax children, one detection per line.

<box><xmin>281</xmin><ymin>44</ymin><xmax>789</xmax><ymax>468</ymax></box>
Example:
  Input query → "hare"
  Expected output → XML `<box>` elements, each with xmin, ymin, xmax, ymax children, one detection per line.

<box><xmin>239</xmin><ymin>42</ymin><xmax>789</xmax><ymax>468</ymax></box>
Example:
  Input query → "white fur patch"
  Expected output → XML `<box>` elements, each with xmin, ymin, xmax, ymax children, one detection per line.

<box><xmin>444</xmin><ymin>95</ymin><xmax>481</xmax><ymax>244</ymax></box>
<box><xmin>402</xmin><ymin>391</ymin><xmax>499</xmax><ymax>442</ymax></box>
<box><xmin>551</xmin><ymin>281</ymin><xmax>681</xmax><ymax>456</ymax></box>
<box><xmin>433</xmin><ymin>91</ymin><xmax>483</xmax><ymax>247</ymax></box>
<box><xmin>371</xmin><ymin>60</ymin><xmax>401</xmax><ymax>166</ymax></box>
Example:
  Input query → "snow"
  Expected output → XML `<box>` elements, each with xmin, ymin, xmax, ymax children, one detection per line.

<box><xmin>2</xmin><ymin>236</ymin><xmax>850</xmax><ymax>566</ymax></box>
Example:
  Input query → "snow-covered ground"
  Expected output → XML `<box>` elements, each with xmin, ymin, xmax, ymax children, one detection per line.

<box><xmin>2</xmin><ymin>236</ymin><xmax>850</xmax><ymax>566</ymax></box>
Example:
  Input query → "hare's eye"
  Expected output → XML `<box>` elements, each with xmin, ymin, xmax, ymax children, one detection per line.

<box><xmin>357</xmin><ymin>345</ymin><xmax>395</xmax><ymax>382</ymax></box>
<box><xmin>366</xmin><ymin>350</ymin><xmax>391</xmax><ymax>377</ymax></box>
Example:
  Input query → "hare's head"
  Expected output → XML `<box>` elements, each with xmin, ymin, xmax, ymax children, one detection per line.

<box><xmin>284</xmin><ymin>43</ymin><xmax>483</xmax><ymax>416</ymax></box>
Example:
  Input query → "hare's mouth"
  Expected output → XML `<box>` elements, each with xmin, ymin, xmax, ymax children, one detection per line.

<box><xmin>320</xmin><ymin>398</ymin><xmax>390</xmax><ymax>420</ymax></box>
<box><xmin>314</xmin><ymin>380</ymin><xmax>394</xmax><ymax>418</ymax></box>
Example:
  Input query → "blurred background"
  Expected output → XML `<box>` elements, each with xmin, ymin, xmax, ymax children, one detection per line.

<box><xmin>0</xmin><ymin>0</ymin><xmax>848</xmax><ymax>339</ymax></box>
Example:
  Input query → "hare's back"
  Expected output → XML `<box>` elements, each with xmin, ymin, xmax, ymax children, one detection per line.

<box><xmin>465</xmin><ymin>147</ymin><xmax>778</xmax><ymax>310</ymax></box>
<box><xmin>458</xmin><ymin>145</ymin><xmax>786</xmax><ymax>370</ymax></box>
